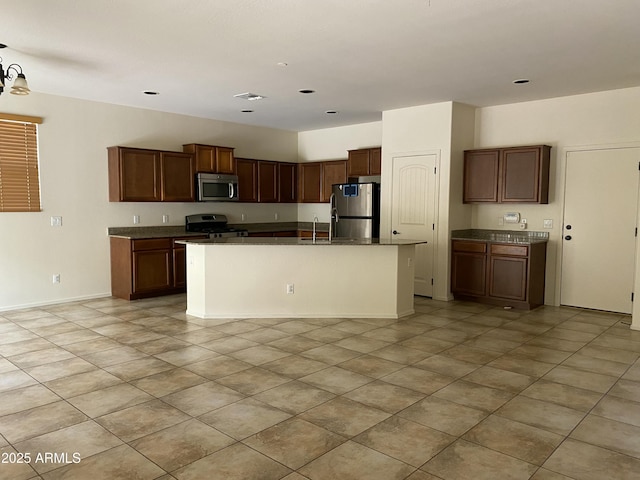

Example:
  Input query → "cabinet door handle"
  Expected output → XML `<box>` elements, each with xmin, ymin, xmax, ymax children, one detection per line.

<box><xmin>564</xmin><ymin>235</ymin><xmax>572</xmax><ymax>241</ymax></box>
<box><xmin>566</xmin><ymin>225</ymin><xmax>572</xmax><ymax>230</ymax></box>
<box><xmin>392</xmin><ymin>230</ymin><xmax>400</xmax><ymax>235</ymax></box>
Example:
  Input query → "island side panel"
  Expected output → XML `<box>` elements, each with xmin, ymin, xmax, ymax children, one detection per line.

<box><xmin>185</xmin><ymin>244</ymin><xmax>207</xmax><ymax>318</ymax></box>
<box><xmin>185</xmin><ymin>243</ymin><xmax>416</xmax><ymax>319</ymax></box>
<box><xmin>396</xmin><ymin>244</ymin><xmax>416</xmax><ymax>317</ymax></box>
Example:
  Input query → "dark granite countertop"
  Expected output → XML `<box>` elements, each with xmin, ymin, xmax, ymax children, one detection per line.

<box><xmin>178</xmin><ymin>237</ymin><xmax>426</xmax><ymax>246</ymax></box>
<box><xmin>108</xmin><ymin>222</ymin><xmax>329</xmax><ymax>239</ymax></box>
<box><xmin>108</xmin><ymin>226</ymin><xmax>202</xmax><ymax>239</ymax></box>
<box><xmin>451</xmin><ymin>229</ymin><xmax>549</xmax><ymax>244</ymax></box>
<box><xmin>228</xmin><ymin>222</ymin><xmax>329</xmax><ymax>233</ymax></box>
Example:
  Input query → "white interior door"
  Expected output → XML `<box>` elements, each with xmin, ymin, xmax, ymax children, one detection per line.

<box><xmin>391</xmin><ymin>154</ymin><xmax>437</xmax><ymax>297</ymax></box>
<box><xmin>561</xmin><ymin>147</ymin><xmax>639</xmax><ymax>313</ymax></box>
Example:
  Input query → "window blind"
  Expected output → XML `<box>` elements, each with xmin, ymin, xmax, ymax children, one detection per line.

<box><xmin>0</xmin><ymin>118</ymin><xmax>41</xmax><ymax>212</ymax></box>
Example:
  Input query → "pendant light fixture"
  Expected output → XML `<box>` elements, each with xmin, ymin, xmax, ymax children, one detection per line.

<box><xmin>0</xmin><ymin>44</ymin><xmax>30</xmax><ymax>96</ymax></box>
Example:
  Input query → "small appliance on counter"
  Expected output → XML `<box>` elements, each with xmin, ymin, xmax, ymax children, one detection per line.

<box><xmin>331</xmin><ymin>182</ymin><xmax>380</xmax><ymax>239</ymax></box>
<box><xmin>185</xmin><ymin>214</ymin><xmax>248</xmax><ymax>238</ymax></box>
<box><xmin>196</xmin><ymin>173</ymin><xmax>239</xmax><ymax>201</ymax></box>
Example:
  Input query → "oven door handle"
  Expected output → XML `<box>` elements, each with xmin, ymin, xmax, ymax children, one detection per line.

<box><xmin>229</xmin><ymin>183</ymin><xmax>235</xmax><ymax>199</ymax></box>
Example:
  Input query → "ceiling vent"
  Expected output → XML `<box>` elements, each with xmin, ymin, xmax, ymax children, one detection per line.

<box><xmin>233</xmin><ymin>92</ymin><xmax>266</xmax><ymax>101</ymax></box>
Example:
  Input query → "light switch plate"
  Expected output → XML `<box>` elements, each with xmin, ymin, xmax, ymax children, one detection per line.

<box><xmin>50</xmin><ymin>216</ymin><xmax>62</xmax><ymax>227</ymax></box>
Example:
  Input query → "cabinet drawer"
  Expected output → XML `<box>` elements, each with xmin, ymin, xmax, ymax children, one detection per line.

<box><xmin>132</xmin><ymin>238</ymin><xmax>172</xmax><ymax>251</ymax></box>
<box><xmin>490</xmin><ymin>244</ymin><xmax>528</xmax><ymax>257</ymax></box>
<box><xmin>452</xmin><ymin>240</ymin><xmax>487</xmax><ymax>254</ymax></box>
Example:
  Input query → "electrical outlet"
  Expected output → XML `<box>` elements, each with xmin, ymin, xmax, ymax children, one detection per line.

<box><xmin>286</xmin><ymin>283</ymin><xmax>294</xmax><ymax>294</ymax></box>
<box><xmin>133</xmin><ymin>215</ymin><xmax>140</xmax><ymax>224</ymax></box>
<box><xmin>275</xmin><ymin>212</ymin><xmax>279</xmax><ymax>220</ymax></box>
<box><xmin>543</xmin><ymin>219</ymin><xmax>553</xmax><ymax>229</ymax></box>
<box><xmin>162</xmin><ymin>214</ymin><xmax>169</xmax><ymax>224</ymax></box>
<box><xmin>50</xmin><ymin>216</ymin><xmax>62</xmax><ymax>227</ymax></box>
<box><xmin>241</xmin><ymin>213</ymin><xmax>246</xmax><ymax>221</ymax></box>
<box><xmin>519</xmin><ymin>222</ymin><xmax>527</xmax><ymax>230</ymax></box>
<box><xmin>504</xmin><ymin>212</ymin><xmax>520</xmax><ymax>224</ymax></box>
<box><xmin>52</xmin><ymin>274</ymin><xmax>61</xmax><ymax>284</ymax></box>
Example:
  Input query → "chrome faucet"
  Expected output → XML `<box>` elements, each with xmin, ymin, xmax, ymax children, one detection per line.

<box><xmin>329</xmin><ymin>193</ymin><xmax>339</xmax><ymax>243</ymax></box>
<box><xmin>312</xmin><ymin>215</ymin><xmax>319</xmax><ymax>244</ymax></box>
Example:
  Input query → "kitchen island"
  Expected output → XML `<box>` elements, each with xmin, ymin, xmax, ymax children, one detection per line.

<box><xmin>179</xmin><ymin>237</ymin><xmax>426</xmax><ymax>320</ymax></box>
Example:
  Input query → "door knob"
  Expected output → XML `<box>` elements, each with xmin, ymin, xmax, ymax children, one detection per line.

<box><xmin>392</xmin><ymin>230</ymin><xmax>400</xmax><ymax>235</ymax></box>
<box><xmin>565</xmin><ymin>235</ymin><xmax>572</xmax><ymax>240</ymax></box>
<box><xmin>566</xmin><ymin>225</ymin><xmax>572</xmax><ymax>230</ymax></box>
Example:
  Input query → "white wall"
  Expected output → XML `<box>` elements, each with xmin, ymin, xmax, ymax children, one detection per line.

<box><xmin>297</xmin><ymin>122</ymin><xmax>382</xmax><ymax>162</ymax></box>
<box><xmin>0</xmin><ymin>93</ymin><xmax>297</xmax><ymax>311</ymax></box>
<box><xmin>381</xmin><ymin>102</ymin><xmax>460</xmax><ymax>301</ymax></box>
<box><xmin>473</xmin><ymin>86</ymin><xmax>640</xmax><ymax>308</ymax></box>
<box><xmin>450</xmin><ymin>103</ymin><xmax>476</xmax><ymax>231</ymax></box>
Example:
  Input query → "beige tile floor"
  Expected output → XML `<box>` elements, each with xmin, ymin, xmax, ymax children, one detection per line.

<box><xmin>1</xmin><ymin>295</ymin><xmax>639</xmax><ymax>479</ymax></box>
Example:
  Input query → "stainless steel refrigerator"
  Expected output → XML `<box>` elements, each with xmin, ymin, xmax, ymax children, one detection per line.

<box><xmin>331</xmin><ymin>182</ymin><xmax>380</xmax><ymax>239</ymax></box>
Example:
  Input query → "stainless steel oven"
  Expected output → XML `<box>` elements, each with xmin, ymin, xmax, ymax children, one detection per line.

<box><xmin>185</xmin><ymin>214</ymin><xmax>248</xmax><ymax>237</ymax></box>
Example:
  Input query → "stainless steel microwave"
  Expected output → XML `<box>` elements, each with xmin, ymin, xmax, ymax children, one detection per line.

<box><xmin>196</xmin><ymin>173</ymin><xmax>239</xmax><ymax>202</ymax></box>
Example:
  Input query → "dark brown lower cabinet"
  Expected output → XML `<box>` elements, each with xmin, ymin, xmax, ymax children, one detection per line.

<box><xmin>489</xmin><ymin>256</ymin><xmax>527</xmax><ymax>300</ymax></box>
<box><xmin>248</xmin><ymin>231</ymin><xmax>298</xmax><ymax>237</ymax></box>
<box><xmin>111</xmin><ymin>236</ymin><xmax>206</xmax><ymax>300</ymax></box>
<box><xmin>172</xmin><ymin>240</ymin><xmax>189</xmax><ymax>289</ymax></box>
<box><xmin>451</xmin><ymin>239</ymin><xmax>547</xmax><ymax>309</ymax></box>
<box><xmin>133</xmin><ymin>248</ymin><xmax>172</xmax><ymax>294</ymax></box>
<box><xmin>298</xmin><ymin>230</ymin><xmax>329</xmax><ymax>238</ymax></box>
<box><xmin>451</xmin><ymin>252</ymin><xmax>487</xmax><ymax>297</ymax></box>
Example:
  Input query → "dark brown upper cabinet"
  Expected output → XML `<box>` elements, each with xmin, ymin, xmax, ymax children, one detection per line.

<box><xmin>236</xmin><ymin>158</ymin><xmax>297</xmax><ymax>203</ymax></box>
<box><xmin>235</xmin><ymin>158</ymin><xmax>258</xmax><ymax>202</ymax></box>
<box><xmin>348</xmin><ymin>147</ymin><xmax>382</xmax><ymax>176</ymax></box>
<box><xmin>463</xmin><ymin>145</ymin><xmax>551</xmax><ymax>204</ymax></box>
<box><xmin>278</xmin><ymin>163</ymin><xmax>297</xmax><ymax>203</ymax></box>
<box><xmin>298</xmin><ymin>162</ymin><xmax>323</xmax><ymax>203</ymax></box>
<box><xmin>108</xmin><ymin>146</ymin><xmax>195</xmax><ymax>202</ymax></box>
<box><xmin>183</xmin><ymin>143</ymin><xmax>235</xmax><ymax>174</ymax></box>
<box><xmin>258</xmin><ymin>161</ymin><xmax>278</xmax><ymax>203</ymax></box>
<box><xmin>160</xmin><ymin>151</ymin><xmax>196</xmax><ymax>202</ymax></box>
<box><xmin>321</xmin><ymin>160</ymin><xmax>348</xmax><ymax>202</ymax></box>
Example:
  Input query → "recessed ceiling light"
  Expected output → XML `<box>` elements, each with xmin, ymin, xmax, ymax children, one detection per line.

<box><xmin>276</xmin><ymin>62</ymin><xmax>288</xmax><ymax>67</ymax></box>
<box><xmin>512</xmin><ymin>79</ymin><xmax>530</xmax><ymax>85</ymax></box>
<box><xmin>325</xmin><ymin>110</ymin><xmax>338</xmax><ymax>115</ymax></box>
<box><xmin>234</xmin><ymin>92</ymin><xmax>266</xmax><ymax>101</ymax></box>
<box><xmin>299</xmin><ymin>89</ymin><xmax>315</xmax><ymax>94</ymax></box>
<box><xmin>241</xmin><ymin>109</ymin><xmax>254</xmax><ymax>113</ymax></box>
<box><xmin>143</xmin><ymin>91</ymin><xmax>159</xmax><ymax>95</ymax></box>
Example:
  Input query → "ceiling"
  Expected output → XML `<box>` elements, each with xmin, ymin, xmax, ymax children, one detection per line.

<box><xmin>2</xmin><ymin>0</ymin><xmax>639</xmax><ymax>132</ymax></box>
